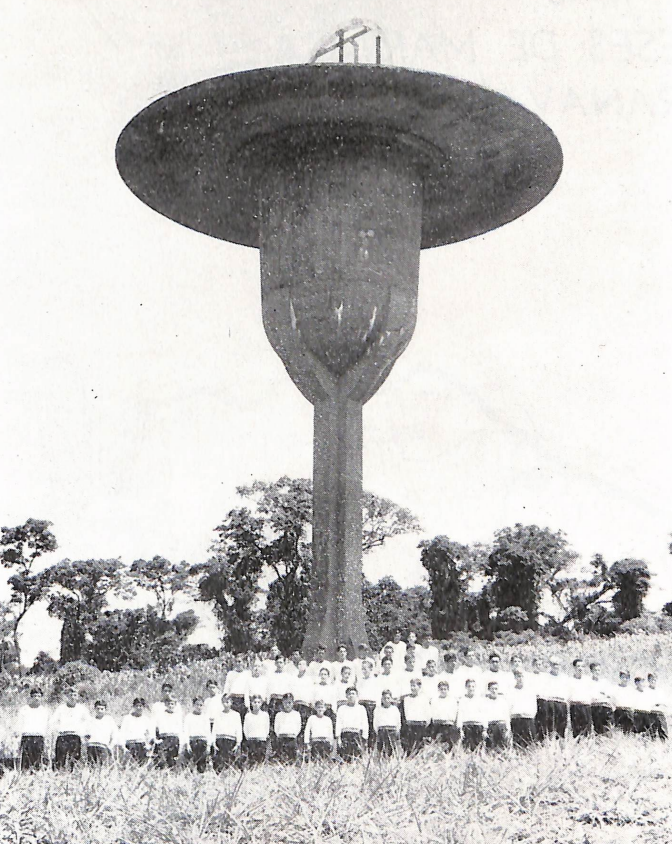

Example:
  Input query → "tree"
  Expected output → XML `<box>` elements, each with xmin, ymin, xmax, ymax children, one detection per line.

<box><xmin>362</xmin><ymin>576</ymin><xmax>431</xmax><ymax>650</ymax></box>
<box><xmin>41</xmin><ymin>558</ymin><xmax>129</xmax><ymax>663</ymax></box>
<box><xmin>609</xmin><ymin>558</ymin><xmax>651</xmax><ymax>621</ymax></box>
<box><xmin>362</xmin><ymin>493</ymin><xmax>420</xmax><ymax>553</ymax></box>
<box><xmin>198</xmin><ymin>477</ymin><xmax>420</xmax><ymax>654</ymax></box>
<box><xmin>419</xmin><ymin>536</ymin><xmax>473</xmax><ymax>637</ymax></box>
<box><xmin>1</xmin><ymin>518</ymin><xmax>57</xmax><ymax>671</ymax></box>
<box><xmin>486</xmin><ymin>524</ymin><xmax>577</xmax><ymax>630</ymax></box>
<box><xmin>88</xmin><ymin>606</ymin><xmax>198</xmax><ymax>671</ymax></box>
<box><xmin>129</xmin><ymin>555</ymin><xmax>191</xmax><ymax>619</ymax></box>
<box><xmin>239</xmin><ymin>477</ymin><xmax>313</xmax><ymax>654</ymax></box>
<box><xmin>193</xmin><ymin>507</ymin><xmax>266</xmax><ymax>653</ymax></box>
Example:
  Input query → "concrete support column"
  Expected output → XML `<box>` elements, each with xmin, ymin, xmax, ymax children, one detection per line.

<box><xmin>303</xmin><ymin>395</ymin><xmax>367</xmax><ymax>658</ymax></box>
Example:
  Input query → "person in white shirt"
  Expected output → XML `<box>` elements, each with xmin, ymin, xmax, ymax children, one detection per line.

<box><xmin>430</xmin><ymin>681</ymin><xmax>459</xmax><ymax>749</ymax></box>
<box><xmin>647</xmin><ymin>672</ymin><xmax>668</xmax><ymax>740</ymax></box>
<box><xmin>355</xmin><ymin>659</ymin><xmax>378</xmax><ymax>749</ymax></box>
<box><xmin>291</xmin><ymin>659</ymin><xmax>314</xmax><ymax>732</ymax></box>
<box><xmin>632</xmin><ymin>676</ymin><xmax>657</xmax><ymax>736</ymax></box>
<box><xmin>439</xmin><ymin>648</ymin><xmax>458</xmax><ymax>678</ymax></box>
<box><xmin>588</xmin><ymin>661</ymin><xmax>614</xmax><ymax>735</ymax></box>
<box><xmin>51</xmin><ymin>686</ymin><xmax>91</xmax><ymax>770</ymax></box>
<box><xmin>304</xmin><ymin>700</ymin><xmax>335</xmax><ymax>760</ymax></box>
<box><xmin>273</xmin><ymin>693</ymin><xmax>302</xmax><ymax>763</ymax></box>
<box><xmin>243</xmin><ymin>694</ymin><xmax>270</xmax><ymax>765</ymax></box>
<box><xmin>308</xmin><ymin>644</ymin><xmax>332</xmax><ymax>681</ymax></box>
<box><xmin>184</xmin><ymin>696</ymin><xmax>212</xmax><ymax>772</ymax></box>
<box><xmin>568</xmin><ymin>658</ymin><xmax>593</xmax><ymax>738</ymax></box>
<box><xmin>203</xmin><ymin>679</ymin><xmax>223</xmax><ymax>730</ymax></box>
<box><xmin>118</xmin><ymin>698</ymin><xmax>154</xmax><ymax>763</ymax></box>
<box><xmin>401</xmin><ymin>678</ymin><xmax>431</xmax><ymax>755</ymax></box>
<box><xmin>267</xmin><ymin>655</ymin><xmax>294</xmax><ymax>718</ymax></box>
<box><xmin>422</xmin><ymin>659</ymin><xmax>443</xmax><ymax>701</ymax></box>
<box><xmin>87</xmin><ymin>700</ymin><xmax>117</xmax><ymax>764</ymax></box>
<box><xmin>379</xmin><ymin>631</ymin><xmax>406</xmax><ymax>667</ymax></box>
<box><xmin>456</xmin><ymin>679</ymin><xmax>486</xmax><ymax>750</ymax></box>
<box><xmin>373</xmin><ymin>689</ymin><xmax>401</xmax><ymax>756</ymax></box>
<box><xmin>376</xmin><ymin>643</ymin><xmax>398</xmax><ymax>677</ymax></box>
<box><xmin>154</xmin><ymin>695</ymin><xmax>183</xmax><ymax>768</ymax></box>
<box><xmin>247</xmin><ymin>660</ymin><xmax>269</xmax><ymax>707</ymax></box>
<box><xmin>223</xmin><ymin>656</ymin><xmax>250</xmax><ymax>716</ymax></box>
<box><xmin>261</xmin><ymin>645</ymin><xmax>281</xmax><ymax>678</ymax></box>
<box><xmin>211</xmin><ymin>694</ymin><xmax>242</xmax><ymax>771</ymax></box>
<box><xmin>452</xmin><ymin>648</ymin><xmax>484</xmax><ymax>697</ymax></box>
<box><xmin>353</xmin><ymin>643</ymin><xmax>373</xmax><ymax>679</ymax></box>
<box><xmin>150</xmin><ymin>682</ymin><xmax>185</xmax><ymax>721</ymax></box>
<box><xmin>14</xmin><ymin>687</ymin><xmax>50</xmax><ymax>771</ymax></box>
<box><xmin>416</xmin><ymin>636</ymin><xmax>439</xmax><ymax>674</ymax></box>
<box><xmin>335</xmin><ymin>687</ymin><xmax>369</xmax><ymax>761</ymax></box>
<box><xmin>331</xmin><ymin>644</ymin><xmax>356</xmax><ymax>686</ymax></box>
<box><xmin>398</xmin><ymin>651</ymin><xmax>423</xmax><ymax>699</ymax></box>
<box><xmin>285</xmin><ymin>651</ymin><xmax>301</xmax><ymax>677</ymax></box>
<box><xmin>312</xmin><ymin>667</ymin><xmax>338</xmax><ymax>724</ymax></box>
<box><xmin>613</xmin><ymin>670</ymin><xmax>636</xmax><ymax>734</ymax></box>
<box><xmin>509</xmin><ymin>671</ymin><xmax>537</xmax><ymax>747</ymax></box>
<box><xmin>542</xmin><ymin>657</ymin><xmax>569</xmax><ymax>739</ymax></box>
<box><xmin>483</xmin><ymin>680</ymin><xmax>511</xmax><ymax>750</ymax></box>
<box><xmin>483</xmin><ymin>652</ymin><xmax>507</xmax><ymax>694</ymax></box>
<box><xmin>374</xmin><ymin>657</ymin><xmax>402</xmax><ymax>704</ymax></box>
<box><xmin>335</xmin><ymin>665</ymin><xmax>356</xmax><ymax>709</ymax></box>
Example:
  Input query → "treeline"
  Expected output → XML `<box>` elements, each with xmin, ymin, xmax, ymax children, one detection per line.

<box><xmin>2</xmin><ymin>477</ymin><xmax>669</xmax><ymax>673</ymax></box>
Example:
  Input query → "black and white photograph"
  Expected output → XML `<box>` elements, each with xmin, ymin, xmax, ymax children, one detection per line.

<box><xmin>1</xmin><ymin>1</ymin><xmax>670</xmax><ymax>842</ymax></box>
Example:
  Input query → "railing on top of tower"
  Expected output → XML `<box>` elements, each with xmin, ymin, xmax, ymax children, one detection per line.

<box><xmin>310</xmin><ymin>20</ymin><xmax>385</xmax><ymax>65</ymax></box>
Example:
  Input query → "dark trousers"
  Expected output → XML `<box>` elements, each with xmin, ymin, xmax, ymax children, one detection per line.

<box><xmin>213</xmin><ymin>737</ymin><xmax>237</xmax><ymax>772</ymax></box>
<box><xmin>361</xmin><ymin>702</ymin><xmax>376</xmax><ymax>750</ymax></box>
<box><xmin>535</xmin><ymin>699</ymin><xmax>550</xmax><ymax>739</ymax></box>
<box><xmin>125</xmin><ymin>741</ymin><xmax>148</xmax><ymax>763</ymax></box>
<box><xmin>230</xmin><ymin>695</ymin><xmax>247</xmax><ymax>718</ymax></box>
<box><xmin>511</xmin><ymin>717</ymin><xmax>536</xmax><ymax>748</ymax></box>
<box><xmin>570</xmin><ymin>703</ymin><xmax>593</xmax><ymax>737</ymax></box>
<box><xmin>591</xmin><ymin>704</ymin><xmax>613</xmax><ymax>735</ymax></box>
<box><xmin>54</xmin><ymin>734</ymin><xmax>81</xmax><ymax>770</ymax></box>
<box><xmin>310</xmin><ymin>740</ymin><xmax>332</xmax><ymax>760</ymax></box>
<box><xmin>546</xmin><ymin>700</ymin><xmax>568</xmax><ymax>738</ymax></box>
<box><xmin>431</xmin><ymin>722</ymin><xmax>461</xmax><ymax>750</ymax></box>
<box><xmin>339</xmin><ymin>732</ymin><xmax>363</xmax><ymax>761</ymax></box>
<box><xmin>614</xmin><ymin>707</ymin><xmax>635</xmax><ymax>733</ymax></box>
<box><xmin>274</xmin><ymin>736</ymin><xmax>298</xmax><ymax>763</ymax></box>
<box><xmin>401</xmin><ymin>722</ymin><xmax>426</xmax><ymax>755</ymax></box>
<box><xmin>87</xmin><ymin>745</ymin><xmax>111</xmax><ymax>765</ymax></box>
<box><xmin>486</xmin><ymin>721</ymin><xmax>509</xmax><ymax>750</ymax></box>
<box><xmin>187</xmin><ymin>738</ymin><xmax>209</xmax><ymax>772</ymax></box>
<box><xmin>20</xmin><ymin>736</ymin><xmax>45</xmax><ymax>771</ymax></box>
<box><xmin>462</xmin><ymin>724</ymin><xmax>484</xmax><ymax>751</ymax></box>
<box><xmin>156</xmin><ymin>734</ymin><xmax>180</xmax><ymax>768</ymax></box>
<box><xmin>376</xmin><ymin>727</ymin><xmax>400</xmax><ymax>757</ymax></box>
<box><xmin>295</xmin><ymin>703</ymin><xmax>311</xmax><ymax>735</ymax></box>
<box><xmin>243</xmin><ymin>738</ymin><xmax>267</xmax><ymax>765</ymax></box>
<box><xmin>633</xmin><ymin>710</ymin><xmax>667</xmax><ymax>738</ymax></box>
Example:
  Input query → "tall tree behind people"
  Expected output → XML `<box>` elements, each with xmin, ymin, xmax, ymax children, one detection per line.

<box><xmin>196</xmin><ymin>477</ymin><xmax>420</xmax><ymax>653</ymax></box>
<box><xmin>193</xmin><ymin>507</ymin><xmax>266</xmax><ymax>653</ymax></box>
<box><xmin>486</xmin><ymin>524</ymin><xmax>577</xmax><ymax>630</ymax></box>
<box><xmin>129</xmin><ymin>555</ymin><xmax>192</xmax><ymax>620</ymax></box>
<box><xmin>41</xmin><ymin>558</ymin><xmax>130</xmax><ymax>662</ymax></box>
<box><xmin>419</xmin><ymin>536</ymin><xmax>474</xmax><ymax>637</ymax></box>
<box><xmin>609</xmin><ymin>558</ymin><xmax>651</xmax><ymax>621</ymax></box>
<box><xmin>0</xmin><ymin>518</ymin><xmax>57</xmax><ymax>672</ymax></box>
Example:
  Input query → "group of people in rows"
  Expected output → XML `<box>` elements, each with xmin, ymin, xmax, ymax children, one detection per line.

<box><xmin>2</xmin><ymin>632</ymin><xmax>667</xmax><ymax>772</ymax></box>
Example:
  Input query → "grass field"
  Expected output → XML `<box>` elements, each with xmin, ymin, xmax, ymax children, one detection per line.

<box><xmin>0</xmin><ymin>734</ymin><xmax>669</xmax><ymax>844</ymax></box>
<box><xmin>0</xmin><ymin>632</ymin><xmax>670</xmax><ymax>843</ymax></box>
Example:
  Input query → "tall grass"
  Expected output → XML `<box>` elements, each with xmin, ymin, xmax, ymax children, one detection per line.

<box><xmin>0</xmin><ymin>734</ymin><xmax>669</xmax><ymax>843</ymax></box>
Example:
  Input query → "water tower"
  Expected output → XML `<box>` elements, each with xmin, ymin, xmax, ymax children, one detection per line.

<box><xmin>116</xmin><ymin>23</ymin><xmax>562</xmax><ymax>657</ymax></box>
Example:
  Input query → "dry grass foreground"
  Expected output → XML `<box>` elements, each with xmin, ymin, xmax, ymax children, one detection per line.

<box><xmin>0</xmin><ymin>734</ymin><xmax>669</xmax><ymax>844</ymax></box>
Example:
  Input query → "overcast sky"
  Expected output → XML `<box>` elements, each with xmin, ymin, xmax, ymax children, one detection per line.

<box><xmin>1</xmin><ymin>0</ymin><xmax>670</xmax><ymax>663</ymax></box>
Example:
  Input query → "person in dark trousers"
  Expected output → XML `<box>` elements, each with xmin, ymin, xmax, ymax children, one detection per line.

<box><xmin>15</xmin><ymin>688</ymin><xmax>49</xmax><ymax>771</ymax></box>
<box><xmin>211</xmin><ymin>694</ymin><xmax>242</xmax><ymax>772</ymax></box>
<box><xmin>51</xmin><ymin>686</ymin><xmax>90</xmax><ymax>771</ymax></box>
<box><xmin>568</xmin><ymin>659</ymin><xmax>593</xmax><ymax>738</ymax></box>
<box><xmin>184</xmin><ymin>696</ymin><xmax>211</xmax><ymax>772</ymax></box>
